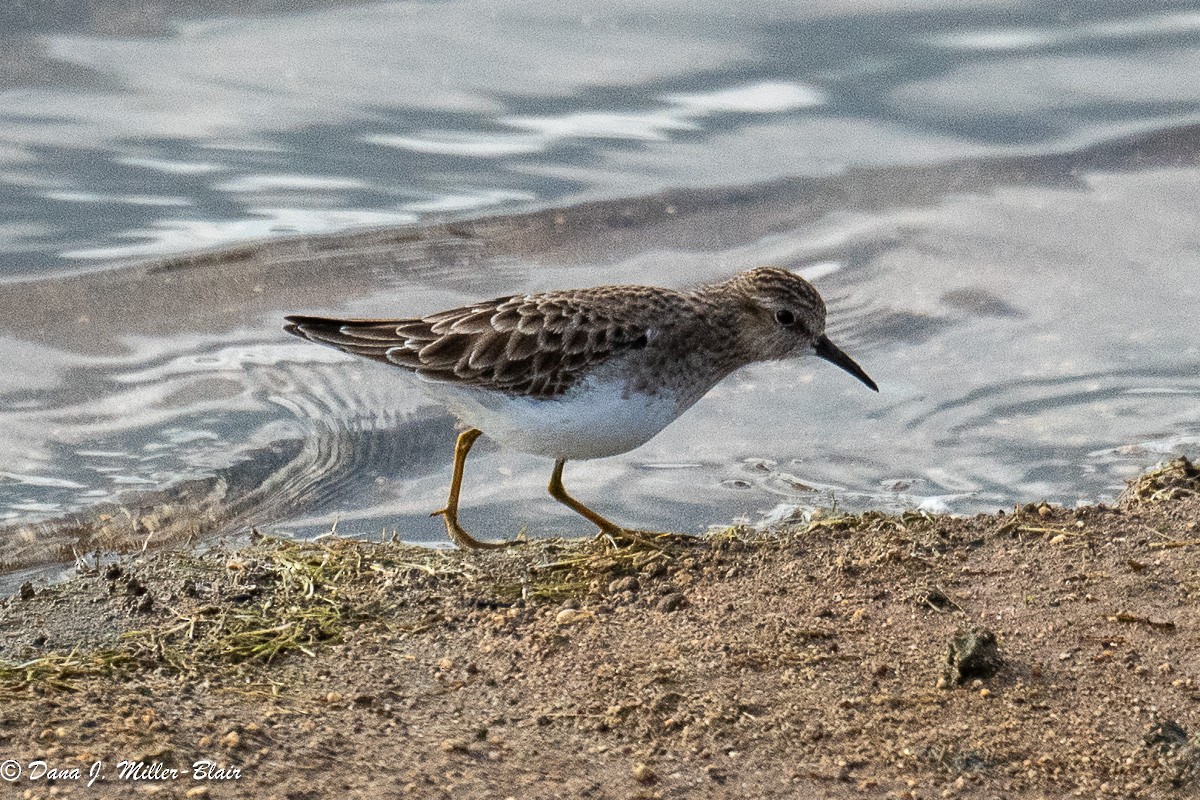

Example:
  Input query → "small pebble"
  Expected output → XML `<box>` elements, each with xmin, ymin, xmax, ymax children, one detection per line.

<box><xmin>656</xmin><ymin>593</ymin><xmax>685</xmax><ymax>613</ymax></box>
<box><xmin>631</xmin><ymin>762</ymin><xmax>657</xmax><ymax>784</ymax></box>
<box><xmin>608</xmin><ymin>576</ymin><xmax>639</xmax><ymax>594</ymax></box>
<box><xmin>555</xmin><ymin>609</ymin><xmax>583</xmax><ymax>626</ymax></box>
<box><xmin>641</xmin><ymin>561</ymin><xmax>666</xmax><ymax>579</ymax></box>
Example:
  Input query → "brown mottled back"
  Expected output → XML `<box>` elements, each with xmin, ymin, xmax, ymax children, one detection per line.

<box><xmin>285</xmin><ymin>286</ymin><xmax>684</xmax><ymax>398</ymax></box>
<box><xmin>285</xmin><ymin>267</ymin><xmax>835</xmax><ymax>401</ymax></box>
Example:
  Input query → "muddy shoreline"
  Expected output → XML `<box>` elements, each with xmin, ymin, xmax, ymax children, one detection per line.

<box><xmin>0</xmin><ymin>459</ymin><xmax>1197</xmax><ymax>799</ymax></box>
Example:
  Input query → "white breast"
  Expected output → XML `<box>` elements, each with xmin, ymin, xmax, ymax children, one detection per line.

<box><xmin>416</xmin><ymin>372</ymin><xmax>686</xmax><ymax>460</ymax></box>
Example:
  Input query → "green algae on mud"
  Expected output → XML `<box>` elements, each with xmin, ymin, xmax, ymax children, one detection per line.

<box><xmin>0</xmin><ymin>529</ymin><xmax>707</xmax><ymax>695</ymax></box>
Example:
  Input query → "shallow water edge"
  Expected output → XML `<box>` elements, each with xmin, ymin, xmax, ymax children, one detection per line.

<box><xmin>1</xmin><ymin>123</ymin><xmax>1199</xmax><ymax>589</ymax></box>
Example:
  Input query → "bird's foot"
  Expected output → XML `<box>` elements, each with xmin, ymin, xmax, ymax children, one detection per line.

<box><xmin>592</xmin><ymin>525</ymin><xmax>637</xmax><ymax>549</ymax></box>
<box><xmin>593</xmin><ymin>527</ymin><xmax>693</xmax><ymax>550</ymax></box>
<box><xmin>430</xmin><ymin>508</ymin><xmax>521</xmax><ymax>550</ymax></box>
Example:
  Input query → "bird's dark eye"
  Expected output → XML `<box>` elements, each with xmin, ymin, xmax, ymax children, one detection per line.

<box><xmin>775</xmin><ymin>309</ymin><xmax>795</xmax><ymax>326</ymax></box>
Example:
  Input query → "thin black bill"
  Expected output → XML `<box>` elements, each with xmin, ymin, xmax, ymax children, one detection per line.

<box><xmin>813</xmin><ymin>335</ymin><xmax>879</xmax><ymax>392</ymax></box>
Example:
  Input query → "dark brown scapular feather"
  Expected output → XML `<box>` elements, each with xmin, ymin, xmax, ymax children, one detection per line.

<box><xmin>466</xmin><ymin>331</ymin><xmax>508</xmax><ymax>370</ymax></box>
<box><xmin>385</xmin><ymin>348</ymin><xmax>422</xmax><ymax>369</ymax></box>
<box><xmin>418</xmin><ymin>333</ymin><xmax>473</xmax><ymax>367</ymax></box>
<box><xmin>503</xmin><ymin>332</ymin><xmax>539</xmax><ymax>361</ymax></box>
<box><xmin>448</xmin><ymin>308</ymin><xmax>499</xmax><ymax>334</ymax></box>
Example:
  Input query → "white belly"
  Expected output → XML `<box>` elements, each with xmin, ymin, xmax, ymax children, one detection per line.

<box><xmin>417</xmin><ymin>374</ymin><xmax>685</xmax><ymax>460</ymax></box>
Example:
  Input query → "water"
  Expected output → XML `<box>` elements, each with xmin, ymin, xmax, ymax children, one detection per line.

<box><xmin>2</xmin><ymin>0</ymin><xmax>1199</xmax><ymax>583</ymax></box>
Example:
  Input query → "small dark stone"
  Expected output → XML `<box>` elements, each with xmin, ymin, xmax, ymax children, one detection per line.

<box><xmin>18</xmin><ymin>582</ymin><xmax>34</xmax><ymax>601</ymax></box>
<box><xmin>943</xmin><ymin>628</ymin><xmax>1002</xmax><ymax>686</ymax></box>
<box><xmin>632</xmin><ymin>762</ymin><xmax>657</xmax><ymax>784</ymax></box>
<box><xmin>656</xmin><ymin>593</ymin><xmax>685</xmax><ymax>613</ymax></box>
<box><xmin>952</xmin><ymin>750</ymin><xmax>990</xmax><ymax>773</ymax></box>
<box><xmin>920</xmin><ymin>587</ymin><xmax>953</xmax><ymax>610</ymax></box>
<box><xmin>704</xmin><ymin>765</ymin><xmax>727</xmax><ymax>783</ymax></box>
<box><xmin>1145</xmin><ymin>720</ymin><xmax>1189</xmax><ymax>752</ymax></box>
<box><xmin>134</xmin><ymin>594</ymin><xmax>154</xmax><ymax>613</ymax></box>
<box><xmin>608</xmin><ymin>576</ymin><xmax>639</xmax><ymax>594</ymax></box>
<box><xmin>104</xmin><ymin>564</ymin><xmax>123</xmax><ymax>581</ymax></box>
<box><xmin>641</xmin><ymin>561</ymin><xmax>666</xmax><ymax>579</ymax></box>
<box><xmin>31</xmin><ymin>634</ymin><xmax>47</xmax><ymax>648</ymax></box>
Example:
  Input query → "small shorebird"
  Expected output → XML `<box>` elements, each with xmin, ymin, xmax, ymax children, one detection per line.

<box><xmin>285</xmin><ymin>267</ymin><xmax>877</xmax><ymax>548</ymax></box>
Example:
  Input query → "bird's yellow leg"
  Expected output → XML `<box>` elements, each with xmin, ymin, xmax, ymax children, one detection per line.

<box><xmin>547</xmin><ymin>459</ymin><xmax>625</xmax><ymax>539</ymax></box>
<box><xmin>430</xmin><ymin>428</ymin><xmax>515</xmax><ymax>550</ymax></box>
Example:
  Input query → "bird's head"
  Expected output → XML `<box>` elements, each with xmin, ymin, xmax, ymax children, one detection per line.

<box><xmin>715</xmin><ymin>267</ymin><xmax>878</xmax><ymax>392</ymax></box>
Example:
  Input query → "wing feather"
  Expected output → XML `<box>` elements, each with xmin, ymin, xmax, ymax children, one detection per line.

<box><xmin>284</xmin><ymin>287</ymin><xmax>661</xmax><ymax>398</ymax></box>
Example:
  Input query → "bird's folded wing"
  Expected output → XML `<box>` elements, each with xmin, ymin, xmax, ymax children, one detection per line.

<box><xmin>285</xmin><ymin>293</ymin><xmax>649</xmax><ymax>398</ymax></box>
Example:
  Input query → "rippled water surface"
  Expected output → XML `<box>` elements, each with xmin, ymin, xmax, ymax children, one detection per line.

<box><xmin>2</xmin><ymin>0</ymin><xmax>1199</xmax><ymax>582</ymax></box>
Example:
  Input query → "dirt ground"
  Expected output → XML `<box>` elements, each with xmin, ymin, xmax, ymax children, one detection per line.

<box><xmin>0</xmin><ymin>459</ymin><xmax>1198</xmax><ymax>800</ymax></box>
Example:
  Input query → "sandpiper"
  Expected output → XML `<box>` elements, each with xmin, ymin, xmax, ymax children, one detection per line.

<box><xmin>285</xmin><ymin>267</ymin><xmax>877</xmax><ymax>548</ymax></box>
